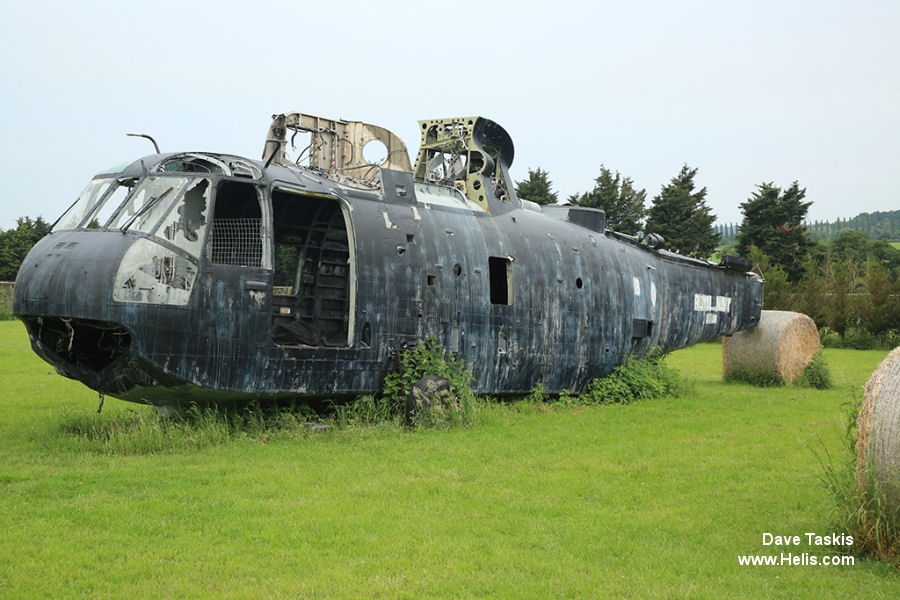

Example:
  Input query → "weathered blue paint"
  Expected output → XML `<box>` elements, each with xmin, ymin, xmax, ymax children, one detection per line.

<box><xmin>13</xmin><ymin>114</ymin><xmax>761</xmax><ymax>410</ymax></box>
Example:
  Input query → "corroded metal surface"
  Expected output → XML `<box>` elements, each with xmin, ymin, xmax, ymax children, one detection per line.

<box><xmin>14</xmin><ymin>113</ymin><xmax>762</xmax><ymax>410</ymax></box>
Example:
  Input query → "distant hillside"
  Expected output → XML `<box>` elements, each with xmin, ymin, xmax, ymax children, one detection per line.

<box><xmin>717</xmin><ymin>209</ymin><xmax>900</xmax><ymax>245</ymax></box>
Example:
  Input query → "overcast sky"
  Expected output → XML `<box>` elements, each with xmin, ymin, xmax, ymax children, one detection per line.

<box><xmin>1</xmin><ymin>0</ymin><xmax>897</xmax><ymax>232</ymax></box>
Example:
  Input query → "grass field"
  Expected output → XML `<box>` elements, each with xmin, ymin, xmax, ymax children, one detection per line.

<box><xmin>1</xmin><ymin>320</ymin><xmax>898</xmax><ymax>598</ymax></box>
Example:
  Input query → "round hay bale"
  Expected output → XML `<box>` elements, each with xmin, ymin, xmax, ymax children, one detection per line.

<box><xmin>856</xmin><ymin>347</ymin><xmax>900</xmax><ymax>516</ymax></box>
<box><xmin>722</xmin><ymin>310</ymin><xmax>820</xmax><ymax>384</ymax></box>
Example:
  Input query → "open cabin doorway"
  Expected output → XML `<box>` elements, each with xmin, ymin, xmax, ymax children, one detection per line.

<box><xmin>271</xmin><ymin>189</ymin><xmax>354</xmax><ymax>347</ymax></box>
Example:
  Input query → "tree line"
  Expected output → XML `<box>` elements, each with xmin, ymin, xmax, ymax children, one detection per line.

<box><xmin>0</xmin><ymin>217</ymin><xmax>50</xmax><ymax>281</ymax></box>
<box><xmin>717</xmin><ymin>209</ymin><xmax>900</xmax><ymax>245</ymax></box>
<box><xmin>515</xmin><ymin>167</ymin><xmax>900</xmax><ymax>345</ymax></box>
<box><xmin>517</xmin><ymin>164</ymin><xmax>721</xmax><ymax>258</ymax></box>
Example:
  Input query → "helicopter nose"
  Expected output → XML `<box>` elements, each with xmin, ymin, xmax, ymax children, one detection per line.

<box><xmin>13</xmin><ymin>230</ymin><xmax>142</xmax><ymax>393</ymax></box>
<box><xmin>13</xmin><ymin>229</ymin><xmax>130</xmax><ymax>320</ymax></box>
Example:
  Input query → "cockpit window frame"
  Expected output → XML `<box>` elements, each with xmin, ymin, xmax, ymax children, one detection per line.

<box><xmin>52</xmin><ymin>176</ymin><xmax>133</xmax><ymax>232</ymax></box>
<box><xmin>105</xmin><ymin>174</ymin><xmax>192</xmax><ymax>233</ymax></box>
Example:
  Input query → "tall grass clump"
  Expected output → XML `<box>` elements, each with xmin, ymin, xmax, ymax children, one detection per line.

<box><xmin>54</xmin><ymin>403</ymin><xmax>321</xmax><ymax>455</ymax></box>
<box><xmin>331</xmin><ymin>394</ymin><xmax>399</xmax><ymax>428</ymax></box>
<box><xmin>795</xmin><ymin>351</ymin><xmax>834</xmax><ymax>389</ymax></box>
<box><xmin>818</xmin><ymin>403</ymin><xmax>900</xmax><ymax>566</ymax></box>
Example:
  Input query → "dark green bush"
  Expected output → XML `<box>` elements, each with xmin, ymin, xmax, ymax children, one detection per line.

<box><xmin>843</xmin><ymin>326</ymin><xmax>877</xmax><ymax>350</ymax></box>
<box><xmin>563</xmin><ymin>352</ymin><xmax>684</xmax><ymax>406</ymax></box>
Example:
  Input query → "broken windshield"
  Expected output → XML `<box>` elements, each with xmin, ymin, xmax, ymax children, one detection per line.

<box><xmin>107</xmin><ymin>175</ymin><xmax>211</xmax><ymax>257</ymax></box>
<box><xmin>107</xmin><ymin>175</ymin><xmax>189</xmax><ymax>232</ymax></box>
<box><xmin>53</xmin><ymin>177</ymin><xmax>133</xmax><ymax>231</ymax></box>
<box><xmin>53</xmin><ymin>178</ymin><xmax>112</xmax><ymax>231</ymax></box>
<box><xmin>54</xmin><ymin>173</ymin><xmax>211</xmax><ymax>257</ymax></box>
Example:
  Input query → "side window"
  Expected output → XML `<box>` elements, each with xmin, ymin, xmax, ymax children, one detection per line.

<box><xmin>489</xmin><ymin>256</ymin><xmax>512</xmax><ymax>305</ymax></box>
<box><xmin>158</xmin><ymin>179</ymin><xmax>209</xmax><ymax>257</ymax></box>
<box><xmin>205</xmin><ymin>181</ymin><xmax>264</xmax><ymax>267</ymax></box>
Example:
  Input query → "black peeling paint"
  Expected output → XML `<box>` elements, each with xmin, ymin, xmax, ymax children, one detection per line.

<box><xmin>13</xmin><ymin>120</ymin><xmax>761</xmax><ymax>410</ymax></box>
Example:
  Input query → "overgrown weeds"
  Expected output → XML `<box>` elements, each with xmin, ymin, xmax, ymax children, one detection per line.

<box><xmin>572</xmin><ymin>352</ymin><xmax>685</xmax><ymax>405</ymax></box>
<box><xmin>331</xmin><ymin>395</ymin><xmax>400</xmax><ymax>428</ymax></box>
<box><xmin>381</xmin><ymin>336</ymin><xmax>478</xmax><ymax>429</ymax></box>
<box><xmin>56</xmin><ymin>337</ymin><xmax>482</xmax><ymax>453</ymax></box>
<box><xmin>55</xmin><ymin>403</ymin><xmax>324</xmax><ymax>455</ymax></box>
<box><xmin>816</xmin><ymin>402</ymin><xmax>900</xmax><ymax>566</ymax></box>
<box><xmin>54</xmin><ymin>344</ymin><xmax>686</xmax><ymax>452</ymax></box>
<box><xmin>515</xmin><ymin>351</ymin><xmax>685</xmax><ymax>411</ymax></box>
<box><xmin>821</xmin><ymin>327</ymin><xmax>900</xmax><ymax>351</ymax></box>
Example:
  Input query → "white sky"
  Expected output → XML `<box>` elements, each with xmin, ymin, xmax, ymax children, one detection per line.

<box><xmin>1</xmin><ymin>0</ymin><xmax>897</xmax><ymax>231</ymax></box>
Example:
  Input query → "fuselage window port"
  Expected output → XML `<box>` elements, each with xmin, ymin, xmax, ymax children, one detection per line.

<box><xmin>488</xmin><ymin>256</ymin><xmax>512</xmax><ymax>305</ymax></box>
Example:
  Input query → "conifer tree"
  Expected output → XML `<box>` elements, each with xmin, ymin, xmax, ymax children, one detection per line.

<box><xmin>736</xmin><ymin>181</ymin><xmax>813</xmax><ymax>282</ymax></box>
<box><xmin>646</xmin><ymin>165</ymin><xmax>720</xmax><ymax>258</ymax></box>
<box><xmin>514</xmin><ymin>167</ymin><xmax>558</xmax><ymax>206</ymax></box>
<box><xmin>569</xmin><ymin>165</ymin><xmax>646</xmax><ymax>236</ymax></box>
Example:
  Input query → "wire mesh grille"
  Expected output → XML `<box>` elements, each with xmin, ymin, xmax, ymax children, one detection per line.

<box><xmin>207</xmin><ymin>218</ymin><xmax>263</xmax><ymax>267</ymax></box>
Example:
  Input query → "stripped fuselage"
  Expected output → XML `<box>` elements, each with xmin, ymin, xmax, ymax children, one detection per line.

<box><xmin>14</xmin><ymin>113</ymin><xmax>761</xmax><ymax>409</ymax></box>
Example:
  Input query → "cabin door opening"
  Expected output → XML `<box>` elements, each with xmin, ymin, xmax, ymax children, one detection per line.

<box><xmin>271</xmin><ymin>190</ymin><xmax>354</xmax><ymax>347</ymax></box>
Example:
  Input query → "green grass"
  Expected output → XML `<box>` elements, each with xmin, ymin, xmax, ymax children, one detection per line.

<box><xmin>1</xmin><ymin>323</ymin><xmax>898</xmax><ymax>598</ymax></box>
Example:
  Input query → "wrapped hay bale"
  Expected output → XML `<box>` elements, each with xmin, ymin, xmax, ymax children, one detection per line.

<box><xmin>856</xmin><ymin>347</ymin><xmax>900</xmax><ymax>516</ymax></box>
<box><xmin>722</xmin><ymin>310</ymin><xmax>820</xmax><ymax>384</ymax></box>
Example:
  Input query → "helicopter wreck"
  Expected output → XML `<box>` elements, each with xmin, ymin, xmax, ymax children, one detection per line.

<box><xmin>13</xmin><ymin>112</ymin><xmax>762</xmax><ymax>411</ymax></box>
